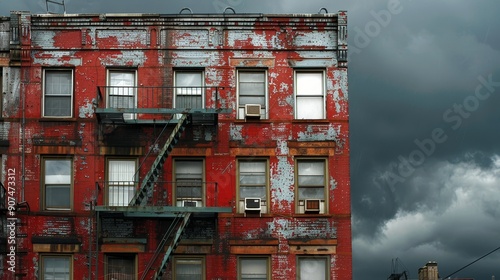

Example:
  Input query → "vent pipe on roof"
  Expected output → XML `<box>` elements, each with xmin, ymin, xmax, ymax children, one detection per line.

<box><xmin>179</xmin><ymin>7</ymin><xmax>193</xmax><ymax>15</ymax></box>
<box><xmin>223</xmin><ymin>7</ymin><xmax>236</xmax><ymax>15</ymax></box>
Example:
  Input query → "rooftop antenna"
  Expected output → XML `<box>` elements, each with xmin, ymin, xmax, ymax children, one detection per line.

<box><xmin>45</xmin><ymin>0</ymin><xmax>66</xmax><ymax>14</ymax></box>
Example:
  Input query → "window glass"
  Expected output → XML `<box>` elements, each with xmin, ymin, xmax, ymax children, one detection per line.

<box><xmin>240</xmin><ymin>257</ymin><xmax>268</xmax><ymax>280</ymax></box>
<box><xmin>238</xmin><ymin>160</ymin><xmax>268</xmax><ymax>213</ymax></box>
<box><xmin>175</xmin><ymin>160</ymin><xmax>203</xmax><ymax>206</ymax></box>
<box><xmin>296</xmin><ymin>159</ymin><xmax>327</xmax><ymax>213</ymax></box>
<box><xmin>238</xmin><ymin>71</ymin><xmax>266</xmax><ymax>119</ymax></box>
<box><xmin>175</xmin><ymin>72</ymin><xmax>203</xmax><ymax>108</ymax></box>
<box><xmin>106</xmin><ymin>255</ymin><xmax>136</xmax><ymax>280</ymax></box>
<box><xmin>175</xmin><ymin>258</ymin><xmax>203</xmax><ymax>280</ymax></box>
<box><xmin>296</xmin><ymin>72</ymin><xmax>324</xmax><ymax>119</ymax></box>
<box><xmin>44</xmin><ymin>159</ymin><xmax>71</xmax><ymax>210</ymax></box>
<box><xmin>44</xmin><ymin>70</ymin><xmax>72</xmax><ymax>117</ymax></box>
<box><xmin>42</xmin><ymin>256</ymin><xmax>71</xmax><ymax>280</ymax></box>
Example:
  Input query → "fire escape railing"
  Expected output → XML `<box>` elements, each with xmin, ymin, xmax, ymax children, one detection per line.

<box><xmin>96</xmin><ymin>86</ymin><xmax>229</xmax><ymax>116</ymax></box>
<box><xmin>96</xmin><ymin>180</ymin><xmax>220</xmax><ymax>208</ymax></box>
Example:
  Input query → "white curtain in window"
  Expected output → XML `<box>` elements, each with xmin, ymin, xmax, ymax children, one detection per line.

<box><xmin>299</xmin><ymin>258</ymin><xmax>327</xmax><ymax>280</ymax></box>
<box><xmin>108</xmin><ymin>160</ymin><xmax>136</xmax><ymax>206</ymax></box>
<box><xmin>109</xmin><ymin>71</ymin><xmax>135</xmax><ymax>108</ymax></box>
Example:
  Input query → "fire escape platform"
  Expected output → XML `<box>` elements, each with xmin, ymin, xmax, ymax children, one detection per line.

<box><xmin>95</xmin><ymin>108</ymin><xmax>231</xmax><ymax>124</ymax></box>
<box><xmin>94</xmin><ymin>205</ymin><xmax>232</xmax><ymax>217</ymax></box>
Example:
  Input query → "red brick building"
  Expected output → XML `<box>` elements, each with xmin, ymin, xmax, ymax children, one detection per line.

<box><xmin>0</xmin><ymin>9</ymin><xmax>350</xmax><ymax>279</ymax></box>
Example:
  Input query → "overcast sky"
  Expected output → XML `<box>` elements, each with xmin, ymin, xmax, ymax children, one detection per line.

<box><xmin>2</xmin><ymin>0</ymin><xmax>500</xmax><ymax>279</ymax></box>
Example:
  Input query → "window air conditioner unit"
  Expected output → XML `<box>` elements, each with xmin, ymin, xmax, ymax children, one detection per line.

<box><xmin>244</xmin><ymin>198</ymin><xmax>261</xmax><ymax>216</ymax></box>
<box><xmin>304</xmin><ymin>199</ymin><xmax>321</xmax><ymax>213</ymax></box>
<box><xmin>244</xmin><ymin>104</ymin><xmax>261</xmax><ymax>119</ymax></box>
<box><xmin>183</xmin><ymin>200</ymin><xmax>199</xmax><ymax>207</ymax></box>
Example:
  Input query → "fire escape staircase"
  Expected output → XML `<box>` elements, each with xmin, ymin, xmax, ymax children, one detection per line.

<box><xmin>128</xmin><ymin>114</ymin><xmax>192</xmax><ymax>279</ymax></box>
<box><xmin>129</xmin><ymin>113</ymin><xmax>189</xmax><ymax>207</ymax></box>
<box><xmin>140</xmin><ymin>212</ymin><xmax>191</xmax><ymax>280</ymax></box>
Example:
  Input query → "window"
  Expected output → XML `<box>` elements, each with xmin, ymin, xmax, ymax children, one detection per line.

<box><xmin>175</xmin><ymin>71</ymin><xmax>204</xmax><ymax>109</ymax></box>
<box><xmin>296</xmin><ymin>159</ymin><xmax>327</xmax><ymax>214</ymax></box>
<box><xmin>43</xmin><ymin>158</ymin><xmax>72</xmax><ymax>210</ymax></box>
<box><xmin>43</xmin><ymin>69</ymin><xmax>73</xmax><ymax>118</ymax></box>
<box><xmin>238</xmin><ymin>257</ymin><xmax>269</xmax><ymax>280</ymax></box>
<box><xmin>237</xmin><ymin>70</ymin><xmax>266</xmax><ymax>119</ymax></box>
<box><xmin>295</xmin><ymin>71</ymin><xmax>325</xmax><ymax>119</ymax></box>
<box><xmin>174</xmin><ymin>257</ymin><xmax>204</xmax><ymax>280</ymax></box>
<box><xmin>174</xmin><ymin>159</ymin><xmax>204</xmax><ymax>207</ymax></box>
<box><xmin>297</xmin><ymin>256</ymin><xmax>329</xmax><ymax>280</ymax></box>
<box><xmin>237</xmin><ymin>159</ymin><xmax>268</xmax><ymax>214</ymax></box>
<box><xmin>105</xmin><ymin>254</ymin><xmax>136</xmax><ymax>280</ymax></box>
<box><xmin>40</xmin><ymin>255</ymin><xmax>72</xmax><ymax>280</ymax></box>
<box><xmin>107</xmin><ymin>70</ymin><xmax>136</xmax><ymax>120</ymax></box>
<box><xmin>107</xmin><ymin>159</ymin><xmax>137</xmax><ymax>206</ymax></box>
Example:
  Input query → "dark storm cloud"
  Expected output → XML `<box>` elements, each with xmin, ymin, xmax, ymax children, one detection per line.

<box><xmin>2</xmin><ymin>0</ymin><xmax>500</xmax><ymax>279</ymax></box>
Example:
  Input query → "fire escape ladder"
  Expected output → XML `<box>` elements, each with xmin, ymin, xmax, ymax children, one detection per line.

<box><xmin>140</xmin><ymin>212</ymin><xmax>191</xmax><ymax>280</ymax></box>
<box><xmin>129</xmin><ymin>114</ymin><xmax>190</xmax><ymax>206</ymax></box>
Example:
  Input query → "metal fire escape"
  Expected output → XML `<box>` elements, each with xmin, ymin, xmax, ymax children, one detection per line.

<box><xmin>94</xmin><ymin>85</ymin><xmax>231</xmax><ymax>279</ymax></box>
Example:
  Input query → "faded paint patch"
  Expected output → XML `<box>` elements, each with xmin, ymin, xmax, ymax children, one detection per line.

<box><xmin>96</xmin><ymin>29</ymin><xmax>148</xmax><ymax>46</ymax></box>
<box><xmin>275</xmin><ymin>139</ymin><xmax>289</xmax><ymax>156</ymax></box>
<box><xmin>332</xmin><ymin>69</ymin><xmax>348</xmax><ymax>113</ymax></box>
<box><xmin>78</xmin><ymin>99</ymin><xmax>95</xmax><ymax>118</ymax></box>
<box><xmin>100</xmin><ymin>50</ymin><xmax>146</xmax><ymax>66</ymax></box>
<box><xmin>3</xmin><ymin>68</ymin><xmax>20</xmax><ymax>117</ymax></box>
<box><xmin>33</xmin><ymin>51</ymin><xmax>83</xmax><ymax>66</ymax></box>
<box><xmin>297</xmin><ymin>124</ymin><xmax>340</xmax><ymax>142</ymax></box>
<box><xmin>266</xmin><ymin>217</ymin><xmax>336</xmax><ymax>239</ymax></box>
<box><xmin>270</xmin><ymin>156</ymin><xmax>294</xmax><ymax>211</ymax></box>
<box><xmin>293</xmin><ymin>30</ymin><xmax>337</xmax><ymax>48</ymax></box>
<box><xmin>229</xmin><ymin>124</ymin><xmax>243</xmax><ymax>141</ymax></box>
<box><xmin>330</xmin><ymin>177</ymin><xmax>337</xmax><ymax>191</ymax></box>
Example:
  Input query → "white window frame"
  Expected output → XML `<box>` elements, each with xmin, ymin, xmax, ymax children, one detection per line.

<box><xmin>40</xmin><ymin>255</ymin><xmax>73</xmax><ymax>280</ymax></box>
<box><xmin>237</xmin><ymin>70</ymin><xmax>267</xmax><ymax>119</ymax></box>
<box><xmin>238</xmin><ymin>256</ymin><xmax>270</xmax><ymax>280</ymax></box>
<box><xmin>43</xmin><ymin>69</ymin><xmax>74</xmax><ymax>118</ymax></box>
<box><xmin>105</xmin><ymin>254</ymin><xmax>137</xmax><ymax>280</ymax></box>
<box><xmin>173</xmin><ymin>256</ymin><xmax>205</xmax><ymax>280</ymax></box>
<box><xmin>174</xmin><ymin>159</ymin><xmax>205</xmax><ymax>207</ymax></box>
<box><xmin>106</xmin><ymin>69</ymin><xmax>137</xmax><ymax>120</ymax></box>
<box><xmin>297</xmin><ymin>256</ymin><xmax>329</xmax><ymax>280</ymax></box>
<box><xmin>43</xmin><ymin>157</ymin><xmax>73</xmax><ymax>211</ymax></box>
<box><xmin>237</xmin><ymin>159</ymin><xmax>269</xmax><ymax>214</ymax></box>
<box><xmin>106</xmin><ymin>158</ymin><xmax>138</xmax><ymax>206</ymax></box>
<box><xmin>295</xmin><ymin>158</ymin><xmax>328</xmax><ymax>214</ymax></box>
<box><xmin>174</xmin><ymin>70</ymin><xmax>205</xmax><ymax>110</ymax></box>
<box><xmin>294</xmin><ymin>70</ymin><xmax>326</xmax><ymax>119</ymax></box>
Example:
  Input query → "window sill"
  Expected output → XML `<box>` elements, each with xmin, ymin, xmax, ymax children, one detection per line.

<box><xmin>39</xmin><ymin>117</ymin><xmax>77</xmax><ymax>122</ymax></box>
